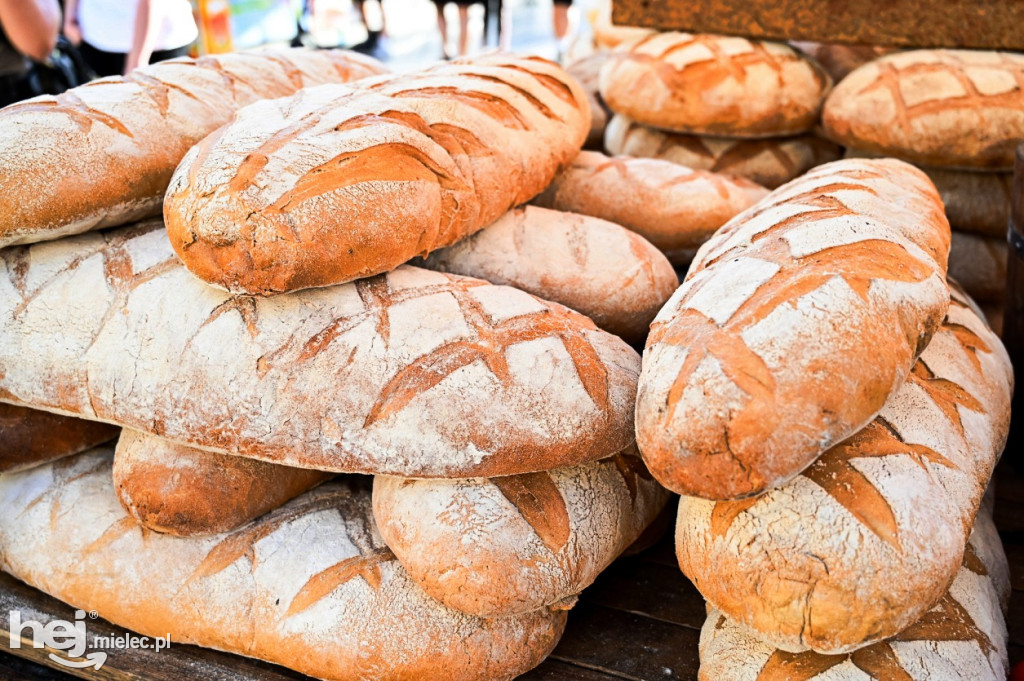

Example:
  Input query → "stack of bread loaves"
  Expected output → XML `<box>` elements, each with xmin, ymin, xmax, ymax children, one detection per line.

<box><xmin>0</xmin><ymin>52</ymin><xmax>676</xmax><ymax>680</ymax></box>
<box><xmin>635</xmin><ymin>157</ymin><xmax>1014</xmax><ymax>678</ymax></box>
<box><xmin>824</xmin><ymin>50</ymin><xmax>1024</xmax><ymax>328</ymax></box>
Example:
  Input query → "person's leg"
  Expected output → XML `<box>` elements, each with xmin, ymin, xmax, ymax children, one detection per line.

<box><xmin>377</xmin><ymin>0</ymin><xmax>388</xmax><ymax>36</ymax></box>
<box><xmin>435</xmin><ymin>3</ymin><xmax>450</xmax><ymax>58</ymax></box>
<box><xmin>457</xmin><ymin>4</ymin><xmax>470</xmax><ymax>56</ymax></box>
<box><xmin>77</xmin><ymin>42</ymin><xmax>124</xmax><ymax>78</ymax></box>
<box><xmin>553</xmin><ymin>1</ymin><xmax>570</xmax><ymax>41</ymax></box>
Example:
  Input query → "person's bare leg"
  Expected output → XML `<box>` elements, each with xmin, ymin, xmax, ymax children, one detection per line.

<box><xmin>458</xmin><ymin>4</ymin><xmax>470</xmax><ymax>56</ymax></box>
<box><xmin>377</xmin><ymin>0</ymin><xmax>388</xmax><ymax>35</ymax></box>
<box><xmin>553</xmin><ymin>3</ymin><xmax>569</xmax><ymax>40</ymax></box>
<box><xmin>436</xmin><ymin>4</ymin><xmax>449</xmax><ymax>57</ymax></box>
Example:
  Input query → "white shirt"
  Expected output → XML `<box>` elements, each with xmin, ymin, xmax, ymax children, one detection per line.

<box><xmin>78</xmin><ymin>0</ymin><xmax>199</xmax><ymax>54</ymax></box>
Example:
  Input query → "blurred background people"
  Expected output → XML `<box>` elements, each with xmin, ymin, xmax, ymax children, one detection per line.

<box><xmin>433</xmin><ymin>0</ymin><xmax>480</xmax><ymax>58</ymax></box>
<box><xmin>0</xmin><ymin>0</ymin><xmax>60</xmax><ymax>105</ymax></box>
<box><xmin>552</xmin><ymin>0</ymin><xmax>572</xmax><ymax>58</ymax></box>
<box><xmin>63</xmin><ymin>0</ymin><xmax>197</xmax><ymax>76</ymax></box>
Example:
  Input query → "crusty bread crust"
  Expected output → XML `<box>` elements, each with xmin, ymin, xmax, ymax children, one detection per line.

<box><xmin>0</xmin><ymin>403</ymin><xmax>118</xmax><ymax>473</ymax></box>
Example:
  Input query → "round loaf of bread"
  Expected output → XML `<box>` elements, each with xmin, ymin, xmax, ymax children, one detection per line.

<box><xmin>599</xmin><ymin>33</ymin><xmax>831</xmax><ymax>138</ymax></box>
<box><xmin>604</xmin><ymin>115</ymin><xmax>841</xmax><ymax>189</ymax></box>
<box><xmin>949</xmin><ymin>230</ymin><xmax>1008</xmax><ymax>304</ymax></box>
<box><xmin>567</xmin><ymin>52</ymin><xmax>612</xmax><ymax>149</ymax></box>
<box><xmin>823</xmin><ymin>50</ymin><xmax>1024</xmax><ymax>170</ymax></box>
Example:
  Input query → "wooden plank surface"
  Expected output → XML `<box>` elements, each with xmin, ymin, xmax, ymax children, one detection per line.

<box><xmin>611</xmin><ymin>0</ymin><xmax>1024</xmax><ymax>50</ymax></box>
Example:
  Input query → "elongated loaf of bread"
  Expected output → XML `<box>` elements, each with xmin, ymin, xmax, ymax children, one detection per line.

<box><xmin>419</xmin><ymin>205</ymin><xmax>678</xmax><ymax>345</ymax></box>
<box><xmin>677</xmin><ymin>292</ymin><xmax>1012</xmax><ymax>653</ymax></box>
<box><xmin>599</xmin><ymin>33</ymin><xmax>831</xmax><ymax>137</ymax></box>
<box><xmin>0</xmin><ymin>450</ymin><xmax>565</xmax><ymax>680</ymax></box>
<box><xmin>373</xmin><ymin>446</ymin><xmax>670</xmax><ymax>617</ymax></box>
<box><xmin>0</xmin><ymin>403</ymin><xmax>118</xmax><ymax>472</ymax></box>
<box><xmin>637</xmin><ymin>158</ymin><xmax>951</xmax><ymax>499</ymax></box>
<box><xmin>567</xmin><ymin>52</ymin><xmax>612</xmax><ymax>149</ymax></box>
<box><xmin>604</xmin><ymin>115</ymin><xmax>841</xmax><ymax>189</ymax></box>
<box><xmin>164</xmin><ymin>54</ymin><xmax>590</xmax><ymax>295</ymax></box>
<box><xmin>824</xmin><ymin>50</ymin><xmax>1024</xmax><ymax>170</ymax></box>
<box><xmin>0</xmin><ymin>222</ymin><xmax>638</xmax><ymax>478</ymax></box>
<box><xmin>949</xmin><ymin>231</ymin><xmax>1007</xmax><ymax>304</ymax></box>
<box><xmin>697</xmin><ymin>511</ymin><xmax>1009</xmax><ymax>680</ymax></box>
<box><xmin>0</xmin><ymin>49</ymin><xmax>386</xmax><ymax>249</ymax></box>
<box><xmin>114</xmin><ymin>429</ymin><xmax>332</xmax><ymax>536</ymax></box>
<box><xmin>534</xmin><ymin>151</ymin><xmax>768</xmax><ymax>265</ymax></box>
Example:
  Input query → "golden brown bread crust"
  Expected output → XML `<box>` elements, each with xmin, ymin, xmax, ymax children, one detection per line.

<box><xmin>0</xmin><ymin>403</ymin><xmax>118</xmax><ymax>472</ymax></box>
<box><xmin>534</xmin><ymin>151</ymin><xmax>768</xmax><ymax>264</ymax></box>
<box><xmin>948</xmin><ymin>231</ymin><xmax>1008</xmax><ymax>304</ymax></box>
<box><xmin>604</xmin><ymin>115</ymin><xmax>841</xmax><ymax>189</ymax></box>
<box><xmin>636</xmin><ymin>159</ymin><xmax>951</xmax><ymax>499</ymax></box>
<box><xmin>567</xmin><ymin>52</ymin><xmax>612</xmax><ymax>149</ymax></box>
<box><xmin>599</xmin><ymin>33</ymin><xmax>831</xmax><ymax>138</ymax></box>
<box><xmin>164</xmin><ymin>54</ymin><xmax>590</xmax><ymax>295</ymax></box>
<box><xmin>0</xmin><ymin>450</ymin><xmax>566</xmax><ymax>680</ymax></box>
<box><xmin>824</xmin><ymin>50</ymin><xmax>1024</xmax><ymax>170</ymax></box>
<box><xmin>114</xmin><ymin>429</ymin><xmax>332</xmax><ymax>536</ymax></box>
<box><xmin>0</xmin><ymin>49</ymin><xmax>387</xmax><ymax>249</ymax></box>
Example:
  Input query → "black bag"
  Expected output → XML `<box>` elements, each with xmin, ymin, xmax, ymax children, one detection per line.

<box><xmin>0</xmin><ymin>35</ymin><xmax>95</xmax><ymax>107</ymax></box>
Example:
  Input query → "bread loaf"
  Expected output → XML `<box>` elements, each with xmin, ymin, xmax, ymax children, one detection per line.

<box><xmin>373</xmin><ymin>446</ymin><xmax>670</xmax><ymax>617</ymax></box>
<box><xmin>567</xmin><ymin>52</ymin><xmax>612</xmax><ymax>149</ymax></box>
<box><xmin>164</xmin><ymin>54</ymin><xmax>590</xmax><ymax>295</ymax></box>
<box><xmin>419</xmin><ymin>205</ymin><xmax>678</xmax><ymax>345</ymax></box>
<box><xmin>789</xmin><ymin>42</ymin><xmax>895</xmax><ymax>82</ymax></box>
<box><xmin>114</xmin><ymin>429</ymin><xmax>333</xmax><ymax>536</ymax></box>
<box><xmin>637</xmin><ymin>158</ymin><xmax>951</xmax><ymax>499</ymax></box>
<box><xmin>949</xmin><ymin>231</ymin><xmax>1007</xmax><ymax>304</ymax></box>
<box><xmin>604</xmin><ymin>115</ymin><xmax>841</xmax><ymax>189</ymax></box>
<box><xmin>599</xmin><ymin>33</ymin><xmax>831</xmax><ymax>138</ymax></box>
<box><xmin>534</xmin><ymin>151</ymin><xmax>768</xmax><ymax>265</ymax></box>
<box><xmin>0</xmin><ymin>449</ymin><xmax>565</xmax><ymax>680</ymax></box>
<box><xmin>697</xmin><ymin>511</ymin><xmax>1009</xmax><ymax>680</ymax></box>
<box><xmin>0</xmin><ymin>49</ymin><xmax>387</xmax><ymax>249</ymax></box>
<box><xmin>823</xmin><ymin>50</ymin><xmax>1024</xmax><ymax>170</ymax></box>
<box><xmin>590</xmin><ymin>0</ymin><xmax>654</xmax><ymax>49</ymax></box>
<box><xmin>0</xmin><ymin>403</ymin><xmax>118</xmax><ymax>472</ymax></box>
<box><xmin>677</xmin><ymin>292</ymin><xmax>1012</xmax><ymax>653</ymax></box>
<box><xmin>0</xmin><ymin>222</ymin><xmax>639</xmax><ymax>478</ymax></box>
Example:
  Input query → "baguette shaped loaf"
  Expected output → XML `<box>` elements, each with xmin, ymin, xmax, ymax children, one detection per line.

<box><xmin>115</xmin><ymin>429</ymin><xmax>333</xmax><ymax>536</ymax></box>
<box><xmin>0</xmin><ymin>450</ymin><xmax>565</xmax><ymax>680</ymax></box>
<box><xmin>677</xmin><ymin>293</ymin><xmax>1013</xmax><ymax>653</ymax></box>
<box><xmin>599</xmin><ymin>33</ymin><xmax>831</xmax><ymax>138</ymax></box>
<box><xmin>419</xmin><ymin>205</ymin><xmax>679</xmax><ymax>345</ymax></box>
<box><xmin>604</xmin><ymin>115</ymin><xmax>841</xmax><ymax>189</ymax></box>
<box><xmin>374</xmin><ymin>446</ymin><xmax>669</xmax><ymax>617</ymax></box>
<box><xmin>0</xmin><ymin>49</ymin><xmax>387</xmax><ymax>249</ymax></box>
<box><xmin>566</xmin><ymin>52</ymin><xmax>612</xmax><ymax>149</ymax></box>
<box><xmin>696</xmin><ymin>512</ymin><xmax>1009</xmax><ymax>680</ymax></box>
<box><xmin>0</xmin><ymin>222</ymin><xmax>639</xmax><ymax>477</ymax></box>
<box><xmin>0</xmin><ymin>403</ymin><xmax>118</xmax><ymax>473</ymax></box>
<box><xmin>637</xmin><ymin>158</ymin><xmax>951</xmax><ymax>499</ymax></box>
<box><xmin>165</xmin><ymin>54</ymin><xmax>590</xmax><ymax>295</ymax></box>
<box><xmin>949</xmin><ymin>231</ymin><xmax>1007</xmax><ymax>304</ymax></box>
<box><xmin>824</xmin><ymin>50</ymin><xmax>1024</xmax><ymax>170</ymax></box>
<box><xmin>534</xmin><ymin>151</ymin><xmax>768</xmax><ymax>265</ymax></box>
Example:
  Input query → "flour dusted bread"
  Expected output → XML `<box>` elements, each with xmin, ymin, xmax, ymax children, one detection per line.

<box><xmin>824</xmin><ymin>50</ymin><xmax>1024</xmax><ymax>170</ymax></box>
<box><xmin>165</xmin><ymin>54</ymin><xmax>590</xmax><ymax>295</ymax></box>
<box><xmin>0</xmin><ymin>403</ymin><xmax>118</xmax><ymax>473</ymax></box>
<box><xmin>604</xmin><ymin>115</ymin><xmax>841</xmax><ymax>189</ymax></box>
<box><xmin>949</xmin><ymin>231</ymin><xmax>1007</xmax><ymax>304</ymax></box>
<box><xmin>0</xmin><ymin>449</ymin><xmax>565</xmax><ymax>680</ymax></box>
<box><xmin>373</xmin><ymin>446</ymin><xmax>669</xmax><ymax>617</ymax></box>
<box><xmin>637</xmin><ymin>158</ymin><xmax>951</xmax><ymax>499</ymax></box>
<box><xmin>697</xmin><ymin>512</ymin><xmax>1010</xmax><ymax>680</ymax></box>
<box><xmin>0</xmin><ymin>221</ymin><xmax>639</xmax><ymax>478</ymax></box>
<box><xmin>599</xmin><ymin>33</ymin><xmax>831</xmax><ymax>138</ymax></box>
<box><xmin>420</xmin><ymin>205</ymin><xmax>677</xmax><ymax>345</ymax></box>
<box><xmin>114</xmin><ymin>430</ymin><xmax>332</xmax><ymax>536</ymax></box>
<box><xmin>677</xmin><ymin>293</ymin><xmax>1012</xmax><ymax>653</ymax></box>
<box><xmin>567</xmin><ymin>52</ymin><xmax>612</xmax><ymax>148</ymax></box>
<box><xmin>0</xmin><ymin>49</ymin><xmax>386</xmax><ymax>249</ymax></box>
<box><xmin>534</xmin><ymin>151</ymin><xmax>768</xmax><ymax>265</ymax></box>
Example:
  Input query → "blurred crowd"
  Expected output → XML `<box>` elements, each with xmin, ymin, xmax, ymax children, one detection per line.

<box><xmin>0</xmin><ymin>0</ymin><xmax>595</xmax><ymax>107</ymax></box>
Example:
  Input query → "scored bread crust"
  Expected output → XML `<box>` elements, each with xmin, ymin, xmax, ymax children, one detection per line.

<box><xmin>0</xmin><ymin>450</ymin><xmax>566</xmax><ymax>681</ymax></box>
<box><xmin>949</xmin><ymin>231</ymin><xmax>1008</xmax><ymax>304</ymax></box>
<box><xmin>0</xmin><ymin>403</ymin><xmax>119</xmax><ymax>473</ymax></box>
<box><xmin>0</xmin><ymin>49</ymin><xmax>387</xmax><ymax>249</ymax></box>
<box><xmin>696</xmin><ymin>511</ymin><xmax>1010</xmax><ymax>680</ymax></box>
<box><xmin>677</xmin><ymin>291</ymin><xmax>1013</xmax><ymax>654</ymax></box>
<box><xmin>604</xmin><ymin>115</ymin><xmax>841</xmax><ymax>189</ymax></box>
<box><xmin>419</xmin><ymin>205</ymin><xmax>679</xmax><ymax>345</ymax></box>
<box><xmin>114</xmin><ymin>429</ymin><xmax>333</xmax><ymax>536</ymax></box>
<box><xmin>599</xmin><ymin>33</ymin><xmax>831</xmax><ymax>138</ymax></box>
<box><xmin>164</xmin><ymin>54</ymin><xmax>590</xmax><ymax>296</ymax></box>
<box><xmin>823</xmin><ymin>50</ymin><xmax>1024</xmax><ymax>170</ymax></box>
<box><xmin>0</xmin><ymin>221</ymin><xmax>639</xmax><ymax>478</ymax></box>
<box><xmin>534</xmin><ymin>151</ymin><xmax>768</xmax><ymax>265</ymax></box>
<box><xmin>373</xmin><ymin>445</ymin><xmax>670</xmax><ymax>617</ymax></box>
<box><xmin>636</xmin><ymin>158</ymin><xmax>951</xmax><ymax>499</ymax></box>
